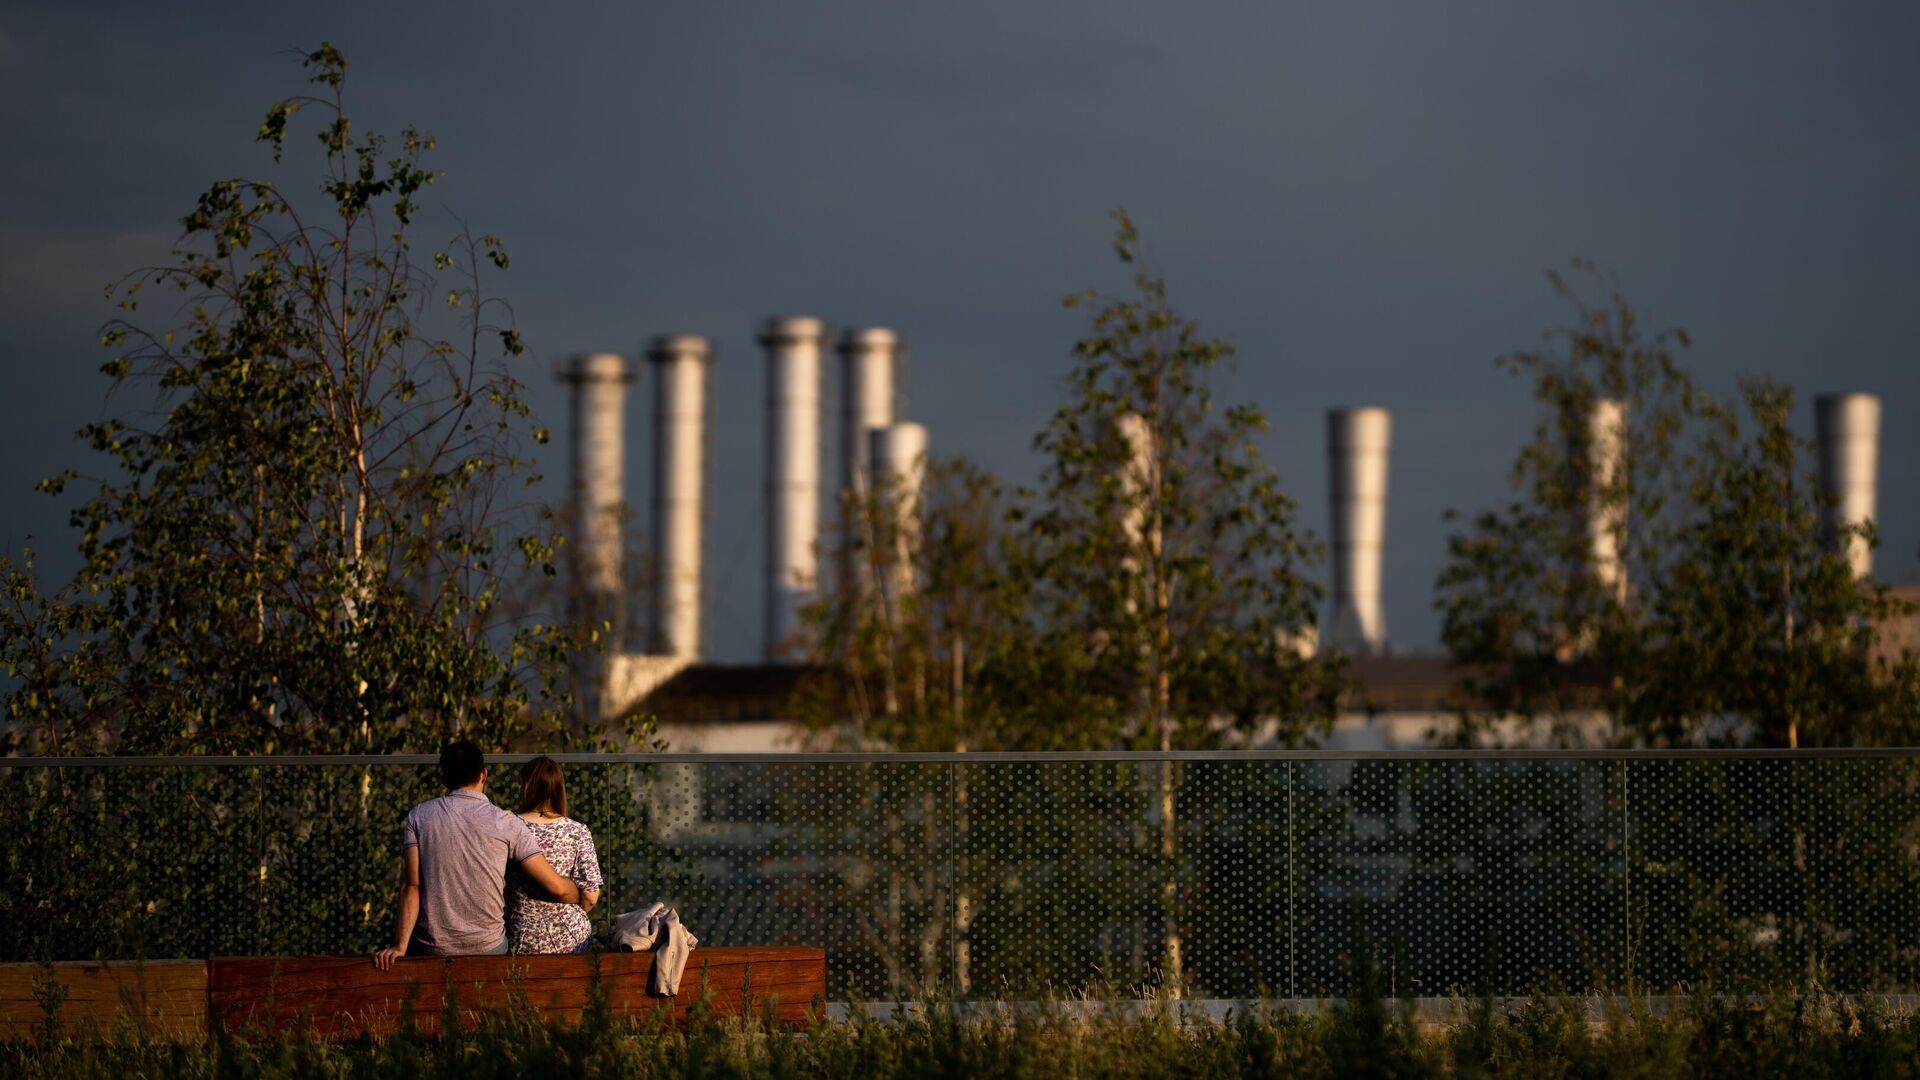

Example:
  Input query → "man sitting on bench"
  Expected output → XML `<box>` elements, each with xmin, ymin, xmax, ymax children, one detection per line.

<box><xmin>373</xmin><ymin>741</ymin><xmax>582</xmax><ymax>969</ymax></box>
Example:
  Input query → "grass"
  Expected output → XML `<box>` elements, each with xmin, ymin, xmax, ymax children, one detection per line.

<box><xmin>7</xmin><ymin>978</ymin><xmax>1920</xmax><ymax>1079</ymax></box>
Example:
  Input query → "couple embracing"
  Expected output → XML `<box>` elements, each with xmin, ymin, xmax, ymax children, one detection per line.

<box><xmin>373</xmin><ymin>742</ymin><xmax>604</xmax><ymax>968</ymax></box>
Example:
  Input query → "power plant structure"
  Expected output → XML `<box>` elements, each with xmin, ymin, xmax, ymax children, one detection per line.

<box><xmin>759</xmin><ymin>317</ymin><xmax>827</xmax><ymax>663</ymax></box>
<box><xmin>646</xmin><ymin>335</ymin><xmax>712</xmax><ymax>660</ymax></box>
<box><xmin>1326</xmin><ymin>408</ymin><xmax>1392</xmax><ymax>657</ymax></box>
<box><xmin>1816</xmin><ymin>393</ymin><xmax>1882</xmax><ymax>580</ymax></box>
<box><xmin>558</xmin><ymin>352</ymin><xmax>635</xmax><ymax>722</ymax></box>
<box><xmin>835</xmin><ymin>328</ymin><xmax>903</xmax><ymax>601</ymax></box>
<box><xmin>839</xmin><ymin>328</ymin><xmax>900</xmax><ymax>501</ymax></box>
<box><xmin>561</xmin><ymin>333</ymin><xmax>1895</xmax><ymax>744</ymax></box>
<box><xmin>563</xmin><ymin>317</ymin><xmax>931</xmax><ymax>723</ymax></box>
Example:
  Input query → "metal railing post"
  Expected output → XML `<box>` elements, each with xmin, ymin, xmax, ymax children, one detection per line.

<box><xmin>947</xmin><ymin>759</ymin><xmax>958</xmax><ymax>999</ymax></box>
<box><xmin>1287</xmin><ymin>758</ymin><xmax>1297</xmax><ymax>1001</ymax></box>
<box><xmin>1621</xmin><ymin>760</ymin><xmax>1632</xmax><ymax>993</ymax></box>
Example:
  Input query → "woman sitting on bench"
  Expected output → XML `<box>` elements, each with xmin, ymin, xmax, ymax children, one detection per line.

<box><xmin>507</xmin><ymin>757</ymin><xmax>605</xmax><ymax>953</ymax></box>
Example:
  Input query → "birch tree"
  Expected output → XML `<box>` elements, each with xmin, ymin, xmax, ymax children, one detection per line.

<box><xmin>1437</xmin><ymin>264</ymin><xmax>1920</xmax><ymax>748</ymax></box>
<box><xmin>1018</xmin><ymin>211</ymin><xmax>1341</xmax><ymax>991</ymax></box>
<box><xmin>1</xmin><ymin>45</ymin><xmax>575</xmax><ymax>755</ymax></box>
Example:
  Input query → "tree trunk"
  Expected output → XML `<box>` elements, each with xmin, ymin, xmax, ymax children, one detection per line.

<box><xmin>1147</xmin><ymin>422</ymin><xmax>1181</xmax><ymax>996</ymax></box>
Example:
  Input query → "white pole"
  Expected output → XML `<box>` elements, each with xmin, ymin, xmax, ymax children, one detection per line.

<box><xmin>1815</xmin><ymin>393</ymin><xmax>1881</xmax><ymax>579</ymax></box>
<box><xmin>647</xmin><ymin>335</ymin><xmax>712</xmax><ymax>659</ymax></box>
<box><xmin>1327</xmin><ymin>408</ymin><xmax>1391</xmax><ymax>656</ymax></box>
<box><xmin>761</xmin><ymin>316</ymin><xmax>826</xmax><ymax>661</ymax></box>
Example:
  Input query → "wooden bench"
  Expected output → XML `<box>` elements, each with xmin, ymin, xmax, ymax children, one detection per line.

<box><xmin>1</xmin><ymin>948</ymin><xmax>825</xmax><ymax>1042</ymax></box>
<box><xmin>0</xmin><ymin>959</ymin><xmax>208</xmax><ymax>1042</ymax></box>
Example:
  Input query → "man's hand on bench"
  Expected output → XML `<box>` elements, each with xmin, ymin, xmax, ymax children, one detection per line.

<box><xmin>375</xmin><ymin>849</ymin><xmax>423</xmax><ymax>970</ymax></box>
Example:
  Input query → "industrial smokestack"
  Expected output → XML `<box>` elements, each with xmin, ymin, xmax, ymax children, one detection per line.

<box><xmin>869</xmin><ymin>422</ymin><xmax>929</xmax><ymax>613</ymax></box>
<box><xmin>562</xmin><ymin>352</ymin><xmax>633</xmax><ymax>631</ymax></box>
<box><xmin>836</xmin><ymin>327</ymin><xmax>900</xmax><ymax>598</ymax></box>
<box><xmin>761</xmin><ymin>316</ymin><xmax>827</xmax><ymax>661</ymax></box>
<box><xmin>1327</xmin><ymin>408</ymin><xmax>1390</xmax><ymax>656</ymax></box>
<box><xmin>1815</xmin><ymin>393</ymin><xmax>1882</xmax><ymax>579</ymax></box>
<box><xmin>561</xmin><ymin>352</ymin><xmax>633</xmax><ymax>719</ymax></box>
<box><xmin>1587</xmin><ymin>398</ymin><xmax>1628</xmax><ymax>603</ymax></box>
<box><xmin>646</xmin><ymin>335</ymin><xmax>712</xmax><ymax>659</ymax></box>
<box><xmin>839</xmin><ymin>328</ymin><xmax>899</xmax><ymax>497</ymax></box>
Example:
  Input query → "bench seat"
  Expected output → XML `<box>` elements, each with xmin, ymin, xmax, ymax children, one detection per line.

<box><xmin>0</xmin><ymin>959</ymin><xmax>207</xmax><ymax>1041</ymax></box>
<box><xmin>213</xmin><ymin>949</ymin><xmax>825</xmax><ymax>1038</ymax></box>
<box><xmin>1</xmin><ymin>948</ymin><xmax>826</xmax><ymax>1041</ymax></box>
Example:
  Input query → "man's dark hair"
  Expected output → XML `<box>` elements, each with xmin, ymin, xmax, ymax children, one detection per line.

<box><xmin>439</xmin><ymin>740</ymin><xmax>486</xmax><ymax>789</ymax></box>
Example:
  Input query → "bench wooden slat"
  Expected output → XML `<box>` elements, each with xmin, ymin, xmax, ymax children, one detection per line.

<box><xmin>210</xmin><ymin>948</ymin><xmax>826</xmax><ymax>1038</ymax></box>
<box><xmin>0</xmin><ymin>960</ymin><xmax>207</xmax><ymax>1042</ymax></box>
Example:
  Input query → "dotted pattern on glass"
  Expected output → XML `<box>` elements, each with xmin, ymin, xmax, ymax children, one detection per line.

<box><xmin>1290</xmin><ymin>759</ymin><xmax>1620</xmax><ymax>997</ymax></box>
<box><xmin>1628</xmin><ymin>757</ymin><xmax>1920</xmax><ymax>991</ymax></box>
<box><xmin>2</xmin><ymin>756</ymin><xmax>1914</xmax><ymax>998</ymax></box>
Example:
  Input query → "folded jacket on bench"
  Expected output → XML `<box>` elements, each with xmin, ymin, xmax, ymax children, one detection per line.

<box><xmin>611</xmin><ymin>902</ymin><xmax>699</xmax><ymax>996</ymax></box>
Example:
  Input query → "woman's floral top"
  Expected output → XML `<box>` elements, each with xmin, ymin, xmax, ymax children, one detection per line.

<box><xmin>507</xmin><ymin>817</ymin><xmax>604</xmax><ymax>954</ymax></box>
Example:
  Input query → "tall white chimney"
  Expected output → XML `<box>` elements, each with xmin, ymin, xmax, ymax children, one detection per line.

<box><xmin>1587</xmin><ymin>398</ymin><xmax>1628</xmax><ymax>603</ymax></box>
<box><xmin>839</xmin><ymin>328</ymin><xmax>899</xmax><ymax>496</ymax></box>
<box><xmin>869</xmin><ymin>422</ymin><xmax>929</xmax><ymax>613</ymax></box>
<box><xmin>836</xmin><ymin>327</ymin><xmax>899</xmax><ymax>597</ymax></box>
<box><xmin>761</xmin><ymin>316</ymin><xmax>826</xmax><ymax>661</ymax></box>
<box><xmin>562</xmin><ymin>352</ymin><xmax>633</xmax><ymax>630</ymax></box>
<box><xmin>646</xmin><ymin>335</ymin><xmax>711</xmax><ymax>659</ymax></box>
<box><xmin>561</xmin><ymin>352</ymin><xmax>633</xmax><ymax>720</ymax></box>
<box><xmin>1327</xmin><ymin>408</ymin><xmax>1390</xmax><ymax>656</ymax></box>
<box><xmin>1815</xmin><ymin>393</ymin><xmax>1881</xmax><ymax>579</ymax></box>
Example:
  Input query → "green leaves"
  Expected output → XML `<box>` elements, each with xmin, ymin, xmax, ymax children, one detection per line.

<box><xmin>257</xmin><ymin>101</ymin><xmax>298</xmax><ymax>160</ymax></box>
<box><xmin>482</xmin><ymin>234</ymin><xmax>510</xmax><ymax>270</ymax></box>
<box><xmin>1438</xmin><ymin>266</ymin><xmax>1919</xmax><ymax>748</ymax></box>
<box><xmin>1020</xmin><ymin>211</ymin><xmax>1337</xmax><ymax>750</ymax></box>
<box><xmin>304</xmin><ymin>42</ymin><xmax>348</xmax><ymax>91</ymax></box>
<box><xmin>801</xmin><ymin>212</ymin><xmax>1339</xmax><ymax>756</ymax></box>
<box><xmin>1</xmin><ymin>46</ymin><xmax>574</xmax><ymax>756</ymax></box>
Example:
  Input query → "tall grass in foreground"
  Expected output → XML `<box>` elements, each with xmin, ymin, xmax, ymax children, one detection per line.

<box><xmin>7</xmin><ymin>981</ymin><xmax>1920</xmax><ymax>1080</ymax></box>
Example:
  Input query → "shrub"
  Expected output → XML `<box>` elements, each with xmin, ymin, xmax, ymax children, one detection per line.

<box><xmin>6</xmin><ymin>984</ymin><xmax>1919</xmax><ymax>1079</ymax></box>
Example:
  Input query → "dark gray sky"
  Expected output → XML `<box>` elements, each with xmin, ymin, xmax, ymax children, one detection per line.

<box><xmin>3</xmin><ymin>2</ymin><xmax>1916</xmax><ymax>661</ymax></box>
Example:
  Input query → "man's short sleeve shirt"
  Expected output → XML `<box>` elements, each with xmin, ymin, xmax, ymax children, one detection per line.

<box><xmin>403</xmin><ymin>788</ymin><xmax>542</xmax><ymax>954</ymax></box>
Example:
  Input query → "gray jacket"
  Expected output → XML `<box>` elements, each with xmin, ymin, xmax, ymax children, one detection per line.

<box><xmin>612</xmin><ymin>902</ymin><xmax>699</xmax><ymax>996</ymax></box>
